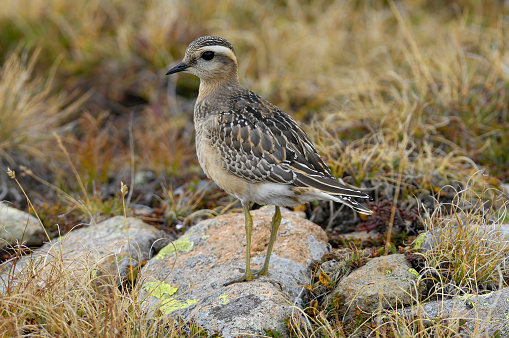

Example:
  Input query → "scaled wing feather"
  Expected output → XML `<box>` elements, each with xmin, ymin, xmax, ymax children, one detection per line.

<box><xmin>208</xmin><ymin>89</ymin><xmax>370</xmax><ymax>200</ymax></box>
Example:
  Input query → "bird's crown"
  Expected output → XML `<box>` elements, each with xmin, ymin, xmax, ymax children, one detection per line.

<box><xmin>185</xmin><ymin>36</ymin><xmax>235</xmax><ymax>57</ymax></box>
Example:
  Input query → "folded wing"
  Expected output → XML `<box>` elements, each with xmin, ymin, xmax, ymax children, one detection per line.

<box><xmin>209</xmin><ymin>89</ymin><xmax>371</xmax><ymax>204</ymax></box>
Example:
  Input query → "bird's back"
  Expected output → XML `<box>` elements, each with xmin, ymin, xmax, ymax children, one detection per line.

<box><xmin>196</xmin><ymin>86</ymin><xmax>368</xmax><ymax>199</ymax></box>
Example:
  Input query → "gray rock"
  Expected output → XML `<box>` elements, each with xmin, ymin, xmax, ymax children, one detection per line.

<box><xmin>317</xmin><ymin>248</ymin><xmax>374</xmax><ymax>298</ymax></box>
<box><xmin>133</xmin><ymin>170</ymin><xmax>156</xmax><ymax>186</ymax></box>
<box><xmin>417</xmin><ymin>223</ymin><xmax>509</xmax><ymax>252</ymax></box>
<box><xmin>0</xmin><ymin>216</ymin><xmax>169</xmax><ymax>293</ymax></box>
<box><xmin>329</xmin><ymin>254</ymin><xmax>424</xmax><ymax>316</ymax></box>
<box><xmin>415</xmin><ymin>222</ymin><xmax>509</xmax><ymax>279</ymax></box>
<box><xmin>502</xmin><ymin>184</ymin><xmax>509</xmax><ymax>198</ymax></box>
<box><xmin>139</xmin><ymin>206</ymin><xmax>329</xmax><ymax>337</ymax></box>
<box><xmin>393</xmin><ymin>287</ymin><xmax>509</xmax><ymax>337</ymax></box>
<box><xmin>341</xmin><ymin>230</ymin><xmax>381</xmax><ymax>242</ymax></box>
<box><xmin>130</xmin><ymin>204</ymin><xmax>156</xmax><ymax>217</ymax></box>
<box><xmin>0</xmin><ymin>202</ymin><xmax>44</xmax><ymax>248</ymax></box>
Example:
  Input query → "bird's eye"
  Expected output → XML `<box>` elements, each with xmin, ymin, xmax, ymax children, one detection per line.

<box><xmin>202</xmin><ymin>51</ymin><xmax>215</xmax><ymax>61</ymax></box>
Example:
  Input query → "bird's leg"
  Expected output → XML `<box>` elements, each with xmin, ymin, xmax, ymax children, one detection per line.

<box><xmin>253</xmin><ymin>206</ymin><xmax>281</xmax><ymax>276</ymax></box>
<box><xmin>243</xmin><ymin>201</ymin><xmax>254</xmax><ymax>280</ymax></box>
<box><xmin>224</xmin><ymin>201</ymin><xmax>254</xmax><ymax>285</ymax></box>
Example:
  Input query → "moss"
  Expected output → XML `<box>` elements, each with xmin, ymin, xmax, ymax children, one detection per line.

<box><xmin>144</xmin><ymin>281</ymin><xmax>199</xmax><ymax>315</ymax></box>
<box><xmin>218</xmin><ymin>292</ymin><xmax>230</xmax><ymax>305</ymax></box>
<box><xmin>413</xmin><ymin>233</ymin><xmax>427</xmax><ymax>250</ymax></box>
<box><xmin>144</xmin><ymin>281</ymin><xmax>178</xmax><ymax>299</ymax></box>
<box><xmin>160</xmin><ymin>298</ymin><xmax>199</xmax><ymax>315</ymax></box>
<box><xmin>155</xmin><ymin>237</ymin><xmax>194</xmax><ymax>259</ymax></box>
<box><xmin>408</xmin><ymin>268</ymin><xmax>420</xmax><ymax>280</ymax></box>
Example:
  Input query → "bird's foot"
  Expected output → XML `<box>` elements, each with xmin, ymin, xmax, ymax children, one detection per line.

<box><xmin>251</xmin><ymin>266</ymin><xmax>268</xmax><ymax>276</ymax></box>
<box><xmin>223</xmin><ymin>272</ymin><xmax>254</xmax><ymax>286</ymax></box>
<box><xmin>223</xmin><ymin>267</ymin><xmax>269</xmax><ymax>286</ymax></box>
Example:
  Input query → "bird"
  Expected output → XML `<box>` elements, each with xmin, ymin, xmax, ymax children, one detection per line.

<box><xmin>166</xmin><ymin>36</ymin><xmax>373</xmax><ymax>285</ymax></box>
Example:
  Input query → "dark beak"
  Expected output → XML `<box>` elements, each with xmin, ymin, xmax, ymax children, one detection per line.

<box><xmin>165</xmin><ymin>62</ymin><xmax>189</xmax><ymax>75</ymax></box>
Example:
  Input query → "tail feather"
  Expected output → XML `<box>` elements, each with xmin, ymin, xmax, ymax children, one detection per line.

<box><xmin>329</xmin><ymin>195</ymin><xmax>373</xmax><ymax>215</ymax></box>
<box><xmin>294</xmin><ymin>172</ymin><xmax>369</xmax><ymax>199</ymax></box>
<box><xmin>291</xmin><ymin>171</ymin><xmax>373</xmax><ymax>215</ymax></box>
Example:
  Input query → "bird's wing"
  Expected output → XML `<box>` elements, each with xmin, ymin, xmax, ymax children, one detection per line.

<box><xmin>209</xmin><ymin>90</ymin><xmax>369</xmax><ymax>199</ymax></box>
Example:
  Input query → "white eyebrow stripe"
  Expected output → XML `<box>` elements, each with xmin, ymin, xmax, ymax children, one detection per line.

<box><xmin>198</xmin><ymin>46</ymin><xmax>237</xmax><ymax>64</ymax></box>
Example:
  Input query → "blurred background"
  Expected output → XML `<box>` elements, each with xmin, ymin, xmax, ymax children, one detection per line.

<box><xmin>0</xmin><ymin>0</ymin><xmax>508</xmax><ymax>247</ymax></box>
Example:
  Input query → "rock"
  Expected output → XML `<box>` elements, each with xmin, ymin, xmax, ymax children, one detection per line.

<box><xmin>130</xmin><ymin>204</ymin><xmax>156</xmax><ymax>217</ymax></box>
<box><xmin>502</xmin><ymin>184</ymin><xmax>509</xmax><ymax>198</ymax></box>
<box><xmin>393</xmin><ymin>287</ymin><xmax>509</xmax><ymax>337</ymax></box>
<box><xmin>415</xmin><ymin>222</ymin><xmax>509</xmax><ymax>280</ymax></box>
<box><xmin>0</xmin><ymin>216</ymin><xmax>169</xmax><ymax>293</ymax></box>
<box><xmin>133</xmin><ymin>170</ymin><xmax>156</xmax><ymax>186</ymax></box>
<box><xmin>139</xmin><ymin>206</ymin><xmax>329</xmax><ymax>337</ymax></box>
<box><xmin>416</xmin><ymin>223</ymin><xmax>509</xmax><ymax>252</ymax></box>
<box><xmin>328</xmin><ymin>254</ymin><xmax>423</xmax><ymax>316</ymax></box>
<box><xmin>0</xmin><ymin>202</ymin><xmax>44</xmax><ymax>248</ymax></box>
<box><xmin>320</xmin><ymin>255</ymin><xmax>351</xmax><ymax>283</ymax></box>
<box><xmin>312</xmin><ymin>248</ymin><xmax>373</xmax><ymax>301</ymax></box>
<box><xmin>319</xmin><ymin>248</ymin><xmax>373</xmax><ymax>286</ymax></box>
<box><xmin>341</xmin><ymin>230</ymin><xmax>381</xmax><ymax>243</ymax></box>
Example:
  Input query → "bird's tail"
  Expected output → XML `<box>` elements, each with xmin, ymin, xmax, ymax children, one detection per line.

<box><xmin>332</xmin><ymin>195</ymin><xmax>373</xmax><ymax>215</ymax></box>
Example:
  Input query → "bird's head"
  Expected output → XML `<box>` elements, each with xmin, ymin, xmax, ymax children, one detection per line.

<box><xmin>166</xmin><ymin>36</ymin><xmax>238</xmax><ymax>83</ymax></box>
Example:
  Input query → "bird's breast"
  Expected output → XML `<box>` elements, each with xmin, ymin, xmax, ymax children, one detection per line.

<box><xmin>195</xmin><ymin>137</ymin><xmax>251</xmax><ymax>201</ymax></box>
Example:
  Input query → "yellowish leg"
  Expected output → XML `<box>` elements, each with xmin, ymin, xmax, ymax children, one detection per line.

<box><xmin>253</xmin><ymin>206</ymin><xmax>281</xmax><ymax>276</ymax></box>
<box><xmin>224</xmin><ymin>205</ymin><xmax>282</xmax><ymax>285</ymax></box>
<box><xmin>224</xmin><ymin>201</ymin><xmax>254</xmax><ymax>285</ymax></box>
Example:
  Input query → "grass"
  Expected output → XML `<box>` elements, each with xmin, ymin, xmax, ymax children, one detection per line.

<box><xmin>0</xmin><ymin>51</ymin><xmax>85</xmax><ymax>166</ymax></box>
<box><xmin>0</xmin><ymin>178</ymin><xmax>210</xmax><ymax>337</ymax></box>
<box><xmin>0</xmin><ymin>0</ymin><xmax>508</xmax><ymax>337</ymax></box>
<box><xmin>293</xmin><ymin>187</ymin><xmax>509</xmax><ymax>337</ymax></box>
<box><xmin>1</xmin><ymin>0</ymin><xmax>507</xmax><ymax>193</ymax></box>
<box><xmin>0</xmin><ymin>238</ymin><xmax>199</xmax><ymax>336</ymax></box>
<box><xmin>418</xmin><ymin>187</ymin><xmax>509</xmax><ymax>291</ymax></box>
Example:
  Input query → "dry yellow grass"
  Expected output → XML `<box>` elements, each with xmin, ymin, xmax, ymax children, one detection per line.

<box><xmin>295</xmin><ymin>189</ymin><xmax>509</xmax><ymax>337</ymax></box>
<box><xmin>0</xmin><ymin>51</ymin><xmax>84</xmax><ymax>165</ymax></box>
<box><xmin>0</xmin><ymin>251</ymin><xmax>186</xmax><ymax>336</ymax></box>
<box><xmin>1</xmin><ymin>0</ymin><xmax>506</xmax><ymax>189</ymax></box>
<box><xmin>418</xmin><ymin>187</ymin><xmax>509</xmax><ymax>289</ymax></box>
